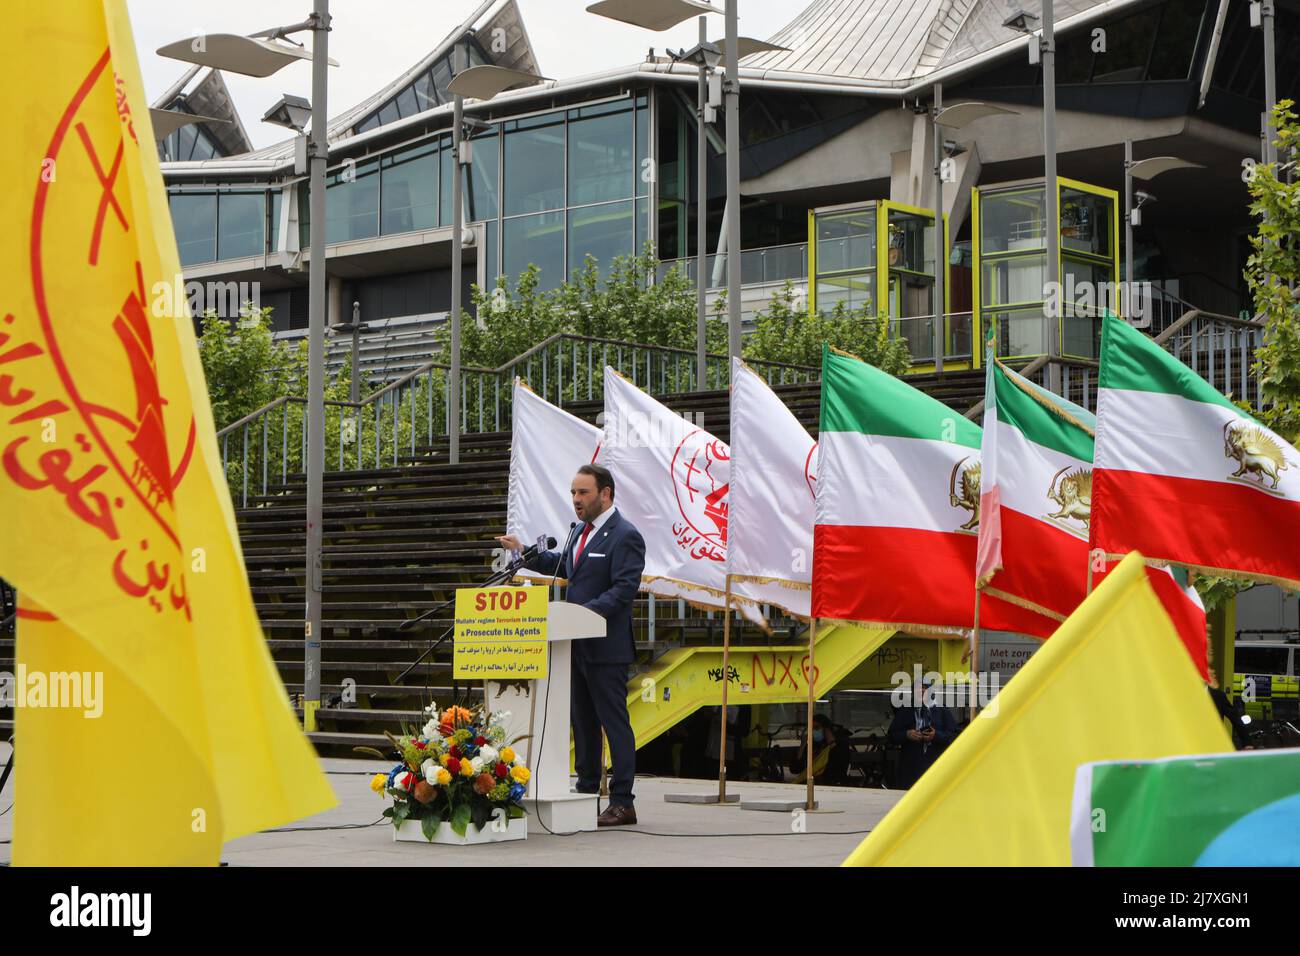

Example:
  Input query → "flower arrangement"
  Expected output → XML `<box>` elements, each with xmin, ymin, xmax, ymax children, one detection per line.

<box><xmin>362</xmin><ymin>702</ymin><xmax>530</xmax><ymax>841</ymax></box>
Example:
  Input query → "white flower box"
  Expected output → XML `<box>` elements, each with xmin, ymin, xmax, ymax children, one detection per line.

<box><xmin>392</xmin><ymin>815</ymin><xmax>527</xmax><ymax>845</ymax></box>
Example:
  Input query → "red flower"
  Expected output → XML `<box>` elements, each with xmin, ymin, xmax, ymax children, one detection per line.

<box><xmin>474</xmin><ymin>736</ymin><xmax>487</xmax><ymax>746</ymax></box>
<box><xmin>449</xmin><ymin>745</ymin><xmax>463</xmax><ymax>759</ymax></box>
<box><xmin>439</xmin><ymin>723</ymin><xmax>454</xmax><ymax>737</ymax></box>
<box><xmin>446</xmin><ymin>757</ymin><xmax>461</xmax><ymax>775</ymax></box>
<box><xmin>414</xmin><ymin>740</ymin><xmax>427</xmax><ymax>749</ymax></box>
<box><xmin>494</xmin><ymin>762</ymin><xmax>508</xmax><ymax>779</ymax></box>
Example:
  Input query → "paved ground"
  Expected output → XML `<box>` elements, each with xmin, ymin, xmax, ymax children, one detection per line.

<box><xmin>0</xmin><ymin>751</ymin><xmax>902</xmax><ymax>866</ymax></box>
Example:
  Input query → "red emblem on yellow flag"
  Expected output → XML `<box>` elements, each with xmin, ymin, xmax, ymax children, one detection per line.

<box><xmin>0</xmin><ymin>0</ymin><xmax>334</xmax><ymax>866</ymax></box>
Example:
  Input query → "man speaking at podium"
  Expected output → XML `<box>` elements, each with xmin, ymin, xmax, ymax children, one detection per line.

<box><xmin>496</xmin><ymin>464</ymin><xmax>646</xmax><ymax>827</ymax></box>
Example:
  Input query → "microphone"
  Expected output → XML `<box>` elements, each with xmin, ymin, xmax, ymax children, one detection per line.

<box><xmin>518</xmin><ymin>534</ymin><xmax>558</xmax><ymax>562</ymax></box>
<box><xmin>545</xmin><ymin>522</ymin><xmax>579</xmax><ymax>591</ymax></box>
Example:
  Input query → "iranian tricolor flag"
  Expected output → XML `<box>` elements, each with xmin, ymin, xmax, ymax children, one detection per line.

<box><xmin>812</xmin><ymin>346</ymin><xmax>1054</xmax><ymax>635</ymax></box>
<box><xmin>977</xmin><ymin>352</ymin><xmax>1208</xmax><ymax>675</ymax></box>
<box><xmin>1093</xmin><ymin>314</ymin><xmax>1300</xmax><ymax>591</ymax></box>
<box><xmin>727</xmin><ymin>357</ymin><xmax>813</xmax><ymax>619</ymax></box>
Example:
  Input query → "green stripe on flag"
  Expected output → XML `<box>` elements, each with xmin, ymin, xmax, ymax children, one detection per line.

<box><xmin>993</xmin><ymin>363</ymin><xmax>1095</xmax><ymax>463</ymax></box>
<box><xmin>820</xmin><ymin>346</ymin><xmax>981</xmax><ymax>447</ymax></box>
<box><xmin>1099</xmin><ymin>314</ymin><xmax>1255</xmax><ymax>419</ymax></box>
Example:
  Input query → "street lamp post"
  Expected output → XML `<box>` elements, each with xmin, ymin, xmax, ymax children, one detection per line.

<box><xmin>696</xmin><ymin>17</ymin><xmax>709</xmax><ymax>387</ymax></box>
<box><xmin>444</xmin><ymin>65</ymin><xmax>547</xmax><ymax>465</ymax></box>
<box><xmin>159</xmin><ymin>3</ymin><xmax>335</xmax><ymax>733</ymax></box>
<box><xmin>723</xmin><ymin>1</ymin><xmax>741</xmax><ymax>361</ymax></box>
<box><xmin>1122</xmin><ymin>145</ymin><xmax>1202</xmax><ymax>324</ymax></box>
<box><xmin>450</xmin><ymin>41</ymin><xmax>465</xmax><ymax>466</ymax></box>
<box><xmin>1005</xmin><ymin>4</ymin><xmax>1059</xmax><ymax>390</ymax></box>
<box><xmin>1254</xmin><ymin>1</ymin><xmax>1278</xmax><ymax>166</ymax></box>
<box><xmin>932</xmin><ymin>100</ymin><xmax>1018</xmax><ymax>363</ymax></box>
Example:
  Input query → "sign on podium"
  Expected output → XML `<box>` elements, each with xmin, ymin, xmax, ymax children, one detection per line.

<box><xmin>479</xmin><ymin>596</ymin><xmax>606</xmax><ymax>832</ymax></box>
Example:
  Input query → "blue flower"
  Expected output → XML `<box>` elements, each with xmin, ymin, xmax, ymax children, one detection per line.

<box><xmin>386</xmin><ymin>764</ymin><xmax>404</xmax><ymax>787</ymax></box>
<box><xmin>508</xmin><ymin>782</ymin><xmax>525</xmax><ymax>803</ymax></box>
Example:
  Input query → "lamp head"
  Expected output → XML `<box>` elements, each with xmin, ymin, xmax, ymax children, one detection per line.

<box><xmin>1002</xmin><ymin>10</ymin><xmax>1040</xmax><ymax>33</ymax></box>
<box><xmin>262</xmin><ymin>94</ymin><xmax>311</xmax><ymax>132</ymax></box>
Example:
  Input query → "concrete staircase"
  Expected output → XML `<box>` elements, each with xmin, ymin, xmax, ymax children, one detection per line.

<box><xmin>0</xmin><ymin>369</ymin><xmax>986</xmax><ymax>750</ymax></box>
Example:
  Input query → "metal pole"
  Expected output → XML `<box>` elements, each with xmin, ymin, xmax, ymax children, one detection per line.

<box><xmin>1124</xmin><ymin>140</ymin><xmax>1133</xmax><ymax>318</ymax></box>
<box><xmin>932</xmin><ymin>82</ymin><xmax>945</xmax><ymax>374</ymax></box>
<box><xmin>303</xmin><ymin>0</ymin><xmax>330</xmax><ymax>734</ymax></box>
<box><xmin>450</xmin><ymin>41</ymin><xmax>465</xmax><ymax>465</ymax></box>
<box><xmin>350</xmin><ymin>300</ymin><xmax>361</xmax><ymax>404</ymax></box>
<box><xmin>696</xmin><ymin>15</ymin><xmax>708</xmax><ymax>389</ymax></box>
<box><xmin>724</xmin><ymin>0</ymin><xmax>742</xmax><ymax>365</ymax></box>
<box><xmin>1042</xmin><ymin>0</ymin><xmax>1060</xmax><ymax>392</ymax></box>
<box><xmin>1263</xmin><ymin>1</ymin><xmax>1277</xmax><ymax>166</ymax></box>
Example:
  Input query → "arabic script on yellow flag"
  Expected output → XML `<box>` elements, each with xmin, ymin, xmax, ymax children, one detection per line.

<box><xmin>0</xmin><ymin>0</ymin><xmax>335</xmax><ymax>865</ymax></box>
<box><xmin>843</xmin><ymin>552</ymin><xmax>1231</xmax><ymax>866</ymax></box>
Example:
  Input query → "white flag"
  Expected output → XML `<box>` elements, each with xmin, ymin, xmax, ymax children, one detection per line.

<box><xmin>507</xmin><ymin>378</ymin><xmax>601</xmax><ymax>579</ymax></box>
<box><xmin>728</xmin><ymin>357</ymin><xmax>813</xmax><ymax>619</ymax></box>
<box><xmin>599</xmin><ymin>367</ymin><xmax>762</xmax><ymax>623</ymax></box>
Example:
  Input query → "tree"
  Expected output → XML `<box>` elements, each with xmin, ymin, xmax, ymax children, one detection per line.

<box><xmin>1247</xmin><ymin>99</ymin><xmax>1300</xmax><ymax>444</ymax></box>
<box><xmin>197</xmin><ymin>304</ymin><xmax>306</xmax><ymax>430</ymax></box>
<box><xmin>1195</xmin><ymin>100</ymin><xmax>1300</xmax><ymax>611</ymax></box>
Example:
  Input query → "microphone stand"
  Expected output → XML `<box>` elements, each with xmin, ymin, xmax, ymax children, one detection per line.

<box><xmin>391</xmin><ymin>543</ymin><xmax>551</xmax><ymax>685</ymax></box>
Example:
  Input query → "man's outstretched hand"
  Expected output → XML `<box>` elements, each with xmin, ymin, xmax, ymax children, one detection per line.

<box><xmin>496</xmin><ymin>534</ymin><xmax>524</xmax><ymax>552</ymax></box>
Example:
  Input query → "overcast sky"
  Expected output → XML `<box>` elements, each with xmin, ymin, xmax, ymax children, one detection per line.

<box><xmin>128</xmin><ymin>0</ymin><xmax>801</xmax><ymax>149</ymax></box>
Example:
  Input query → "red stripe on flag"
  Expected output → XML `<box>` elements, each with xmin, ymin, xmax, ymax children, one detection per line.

<box><xmin>813</xmin><ymin>524</ymin><xmax>1056</xmax><ymax>635</ymax></box>
<box><xmin>1094</xmin><ymin>469</ymin><xmax>1300</xmax><ymax>589</ymax></box>
<box><xmin>989</xmin><ymin>508</ymin><xmax>1090</xmax><ymax>622</ymax></box>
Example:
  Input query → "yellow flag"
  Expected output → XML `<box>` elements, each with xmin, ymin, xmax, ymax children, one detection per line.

<box><xmin>0</xmin><ymin>1</ymin><xmax>335</xmax><ymax>865</ymax></box>
<box><xmin>843</xmin><ymin>552</ymin><xmax>1231</xmax><ymax>866</ymax></box>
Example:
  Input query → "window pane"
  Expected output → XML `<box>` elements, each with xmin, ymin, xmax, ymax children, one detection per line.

<box><xmin>171</xmin><ymin>192</ymin><xmax>216</xmax><ymax>265</ymax></box>
<box><xmin>1237</xmin><ymin>647</ymin><xmax>1289</xmax><ymax>675</ymax></box>
<box><xmin>377</xmin><ymin>99</ymin><xmax>400</xmax><ymax>126</ymax></box>
<box><xmin>657</xmin><ymin>200</ymin><xmax>686</xmax><ymax>260</ymax></box>
<box><xmin>269</xmin><ymin>189</ymin><xmax>282</xmax><ymax>253</ymax></box>
<box><xmin>887</xmin><ymin>211</ymin><xmax>934</xmax><ymax>275</ymax></box>
<box><xmin>503</xmin><ymin>211</ymin><xmax>565</xmax><ymax>289</ymax></box>
<box><xmin>980</xmin><ymin>188</ymin><xmax>1046</xmax><ymax>253</ymax></box>
<box><xmin>395</xmin><ymin>85</ymin><xmax>418</xmax><ymax>119</ymax></box>
<box><xmin>1061</xmin><ymin>188</ymin><xmax>1113</xmax><ymax>258</ymax></box>
<box><xmin>484</xmin><ymin>218</ymin><xmax>498</xmax><ymax>286</ymax></box>
<box><xmin>816</xmin><ymin>209</ymin><xmax>876</xmax><ymax>274</ymax></box>
<box><xmin>1090</xmin><ymin>6</ymin><xmax>1160</xmax><ymax>82</ymax></box>
<box><xmin>988</xmin><ymin>308</ymin><xmax>1047</xmax><ymax>357</ymax></box>
<box><xmin>381</xmin><ymin>141</ymin><xmax>437</xmax><ymax>234</ymax></box>
<box><xmin>635</xmin><ymin>196</ymin><xmax>649</xmax><ymax>254</ymax></box>
<box><xmin>636</xmin><ymin>95</ymin><xmax>650</xmax><ymax>197</ymax></box>
<box><xmin>439</xmin><ymin>137</ymin><xmax>452</xmax><ymax>227</ymax></box>
<box><xmin>503</xmin><ymin>118</ymin><xmax>565</xmax><ymax>215</ymax></box>
<box><xmin>817</xmin><ymin>272</ymin><xmax>876</xmax><ymax>314</ymax></box>
<box><xmin>568</xmin><ymin>200</ymin><xmax>634</xmax><ymax>279</ymax></box>
<box><xmin>568</xmin><ymin>108</ymin><xmax>633</xmax><ymax>206</ymax></box>
<box><xmin>981</xmin><ymin>254</ymin><xmax>1046</xmax><ymax>307</ymax></box>
<box><xmin>1147</xmin><ymin>0</ymin><xmax>1205</xmax><ymax>81</ymax></box>
<box><xmin>465</xmin><ymin>131</ymin><xmax>499</xmax><ymax>222</ymax></box>
<box><xmin>413</xmin><ymin>71</ymin><xmax>438</xmax><ymax>111</ymax></box>
<box><xmin>217</xmin><ymin>191</ymin><xmax>264</xmax><ymax>260</ymax></box>
<box><xmin>326</xmin><ymin>159</ymin><xmax>379</xmax><ymax>243</ymax></box>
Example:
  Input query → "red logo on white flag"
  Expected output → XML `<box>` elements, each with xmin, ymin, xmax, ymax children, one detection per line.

<box><xmin>670</xmin><ymin>430</ymin><xmax>728</xmax><ymax>562</ymax></box>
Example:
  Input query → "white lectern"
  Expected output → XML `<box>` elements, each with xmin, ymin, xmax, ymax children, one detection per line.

<box><xmin>486</xmin><ymin>600</ymin><xmax>606</xmax><ymax>832</ymax></box>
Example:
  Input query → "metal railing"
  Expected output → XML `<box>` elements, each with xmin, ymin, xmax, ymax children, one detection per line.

<box><xmin>656</xmin><ymin>242</ymin><xmax>809</xmax><ymax>288</ymax></box>
<box><xmin>217</xmin><ymin>332</ymin><xmax>818</xmax><ymax>505</ymax></box>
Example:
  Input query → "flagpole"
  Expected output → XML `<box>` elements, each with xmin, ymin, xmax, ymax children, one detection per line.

<box><xmin>970</xmin><ymin>589</ymin><xmax>982</xmax><ymax>724</ymax></box>
<box><xmin>718</xmin><ymin>574</ymin><xmax>733</xmax><ymax>803</ymax></box>
<box><xmin>805</xmin><ymin>615</ymin><xmax>817</xmax><ymax>811</ymax></box>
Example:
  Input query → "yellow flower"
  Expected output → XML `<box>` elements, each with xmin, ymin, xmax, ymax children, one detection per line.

<box><xmin>439</xmin><ymin>753</ymin><xmax>452</xmax><ymax>768</ymax></box>
<box><xmin>460</xmin><ymin>759</ymin><xmax>476</xmax><ymax>777</ymax></box>
<box><xmin>500</xmin><ymin>747</ymin><xmax>515</xmax><ymax>763</ymax></box>
<box><xmin>435</xmin><ymin>768</ymin><xmax>452</xmax><ymax>786</ymax></box>
<box><xmin>369</xmin><ymin>773</ymin><xmax>387</xmax><ymax>794</ymax></box>
<box><xmin>510</xmin><ymin>765</ymin><xmax>531</xmax><ymax>784</ymax></box>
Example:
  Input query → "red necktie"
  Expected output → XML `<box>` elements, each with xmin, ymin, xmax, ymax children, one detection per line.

<box><xmin>573</xmin><ymin>522</ymin><xmax>593</xmax><ymax>565</ymax></box>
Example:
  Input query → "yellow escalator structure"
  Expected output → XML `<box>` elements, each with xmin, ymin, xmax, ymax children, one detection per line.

<box><xmin>623</xmin><ymin>623</ymin><xmax>896</xmax><ymax>750</ymax></box>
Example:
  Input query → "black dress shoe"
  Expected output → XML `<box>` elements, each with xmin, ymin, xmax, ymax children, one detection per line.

<box><xmin>596</xmin><ymin>803</ymin><xmax>637</xmax><ymax>827</ymax></box>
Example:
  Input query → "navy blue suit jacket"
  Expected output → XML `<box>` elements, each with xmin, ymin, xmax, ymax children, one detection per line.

<box><xmin>528</xmin><ymin>509</ymin><xmax>646</xmax><ymax>665</ymax></box>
